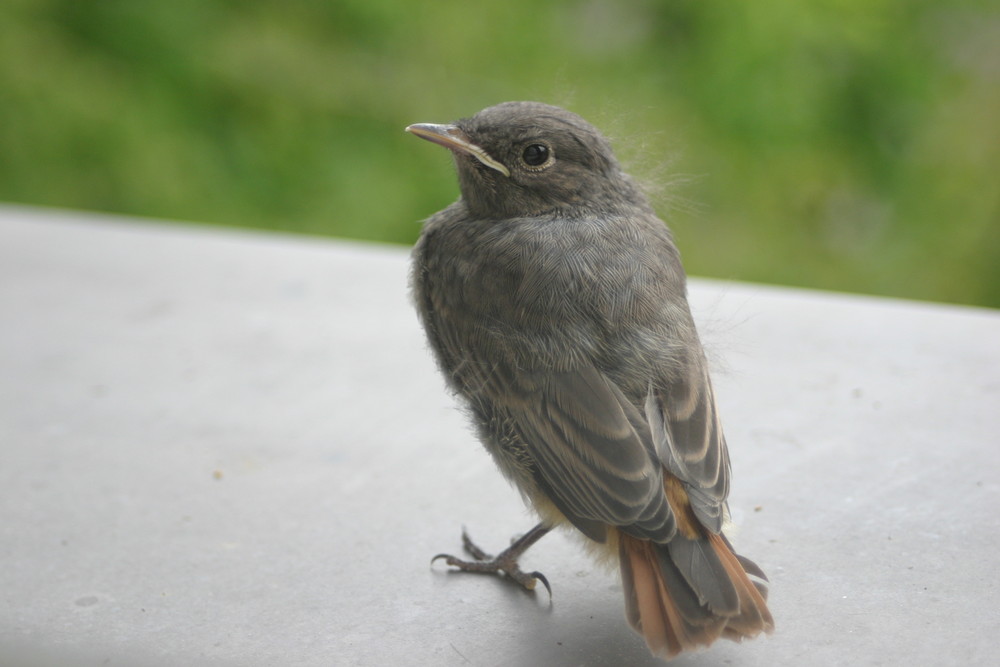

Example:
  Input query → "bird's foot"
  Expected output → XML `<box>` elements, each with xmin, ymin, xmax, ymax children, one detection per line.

<box><xmin>432</xmin><ymin>524</ymin><xmax>552</xmax><ymax>596</ymax></box>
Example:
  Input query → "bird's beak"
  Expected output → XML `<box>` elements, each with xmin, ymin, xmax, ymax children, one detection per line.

<box><xmin>406</xmin><ymin>123</ymin><xmax>510</xmax><ymax>177</ymax></box>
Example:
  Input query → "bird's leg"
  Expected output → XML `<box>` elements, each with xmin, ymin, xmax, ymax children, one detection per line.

<box><xmin>432</xmin><ymin>522</ymin><xmax>553</xmax><ymax>596</ymax></box>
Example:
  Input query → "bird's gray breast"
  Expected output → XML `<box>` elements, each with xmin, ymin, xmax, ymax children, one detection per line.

<box><xmin>415</xmin><ymin>209</ymin><xmax>690</xmax><ymax>401</ymax></box>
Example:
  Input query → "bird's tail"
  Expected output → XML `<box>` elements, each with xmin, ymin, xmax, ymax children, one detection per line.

<box><xmin>618</xmin><ymin>530</ymin><xmax>774</xmax><ymax>660</ymax></box>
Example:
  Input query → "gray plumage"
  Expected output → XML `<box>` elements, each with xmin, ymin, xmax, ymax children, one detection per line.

<box><xmin>409</xmin><ymin>101</ymin><xmax>771</xmax><ymax>659</ymax></box>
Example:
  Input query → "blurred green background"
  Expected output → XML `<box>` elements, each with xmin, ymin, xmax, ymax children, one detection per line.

<box><xmin>2</xmin><ymin>0</ymin><xmax>997</xmax><ymax>306</ymax></box>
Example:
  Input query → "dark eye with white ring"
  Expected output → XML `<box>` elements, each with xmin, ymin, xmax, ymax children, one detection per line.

<box><xmin>521</xmin><ymin>143</ymin><xmax>551</xmax><ymax>167</ymax></box>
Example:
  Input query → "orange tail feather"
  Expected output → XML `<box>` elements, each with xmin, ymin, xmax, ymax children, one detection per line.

<box><xmin>619</xmin><ymin>530</ymin><xmax>773</xmax><ymax>659</ymax></box>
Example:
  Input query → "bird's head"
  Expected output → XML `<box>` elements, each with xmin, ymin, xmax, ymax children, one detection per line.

<box><xmin>407</xmin><ymin>101</ymin><xmax>641</xmax><ymax>219</ymax></box>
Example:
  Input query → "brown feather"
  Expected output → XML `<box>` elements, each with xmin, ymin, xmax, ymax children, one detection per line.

<box><xmin>664</xmin><ymin>475</ymin><xmax>701</xmax><ymax>539</ymax></box>
<box><xmin>620</xmin><ymin>532</ymin><xmax>681</xmax><ymax>657</ymax></box>
<box><xmin>618</xmin><ymin>528</ymin><xmax>773</xmax><ymax>660</ymax></box>
<box><xmin>708</xmin><ymin>532</ymin><xmax>775</xmax><ymax>637</ymax></box>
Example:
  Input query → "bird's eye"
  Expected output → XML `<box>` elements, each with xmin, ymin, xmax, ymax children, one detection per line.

<box><xmin>521</xmin><ymin>143</ymin><xmax>551</xmax><ymax>167</ymax></box>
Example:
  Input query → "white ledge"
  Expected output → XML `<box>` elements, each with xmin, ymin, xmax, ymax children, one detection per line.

<box><xmin>1</xmin><ymin>205</ymin><xmax>997</xmax><ymax>666</ymax></box>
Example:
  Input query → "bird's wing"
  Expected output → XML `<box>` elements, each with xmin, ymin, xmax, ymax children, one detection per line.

<box><xmin>646</xmin><ymin>359</ymin><xmax>732</xmax><ymax>533</ymax></box>
<box><xmin>509</xmin><ymin>365</ymin><xmax>677</xmax><ymax>543</ymax></box>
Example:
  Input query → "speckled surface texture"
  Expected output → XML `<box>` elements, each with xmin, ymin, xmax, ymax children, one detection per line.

<box><xmin>2</xmin><ymin>205</ymin><xmax>998</xmax><ymax>666</ymax></box>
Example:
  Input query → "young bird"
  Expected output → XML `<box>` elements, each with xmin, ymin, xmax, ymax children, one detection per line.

<box><xmin>407</xmin><ymin>101</ymin><xmax>773</xmax><ymax>660</ymax></box>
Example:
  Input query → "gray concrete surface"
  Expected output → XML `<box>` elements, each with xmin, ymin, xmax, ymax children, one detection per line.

<box><xmin>1</xmin><ymin>204</ymin><xmax>998</xmax><ymax>666</ymax></box>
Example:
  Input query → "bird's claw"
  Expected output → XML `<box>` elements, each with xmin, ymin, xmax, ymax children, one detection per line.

<box><xmin>527</xmin><ymin>570</ymin><xmax>552</xmax><ymax>597</ymax></box>
<box><xmin>430</xmin><ymin>528</ymin><xmax>552</xmax><ymax>597</ymax></box>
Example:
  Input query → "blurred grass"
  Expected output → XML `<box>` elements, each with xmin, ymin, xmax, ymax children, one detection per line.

<box><xmin>1</xmin><ymin>0</ymin><xmax>997</xmax><ymax>306</ymax></box>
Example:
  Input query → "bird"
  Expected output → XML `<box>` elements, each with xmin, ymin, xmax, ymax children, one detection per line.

<box><xmin>406</xmin><ymin>101</ymin><xmax>773</xmax><ymax>660</ymax></box>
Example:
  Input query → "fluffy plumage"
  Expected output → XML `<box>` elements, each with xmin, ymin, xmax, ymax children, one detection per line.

<box><xmin>409</xmin><ymin>101</ymin><xmax>773</xmax><ymax>660</ymax></box>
